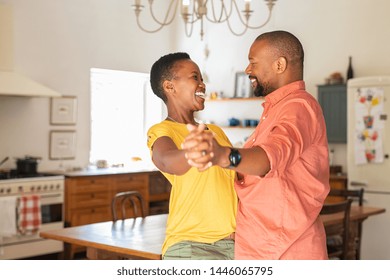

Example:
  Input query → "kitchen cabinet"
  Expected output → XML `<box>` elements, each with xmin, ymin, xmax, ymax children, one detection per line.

<box><xmin>64</xmin><ymin>171</ymin><xmax>170</xmax><ymax>259</ymax></box>
<box><xmin>148</xmin><ymin>172</ymin><xmax>171</xmax><ymax>215</ymax></box>
<box><xmin>65</xmin><ymin>176</ymin><xmax>112</xmax><ymax>228</ymax></box>
<box><xmin>325</xmin><ymin>174</ymin><xmax>348</xmax><ymax>203</ymax></box>
<box><xmin>317</xmin><ymin>84</ymin><xmax>347</xmax><ymax>143</ymax></box>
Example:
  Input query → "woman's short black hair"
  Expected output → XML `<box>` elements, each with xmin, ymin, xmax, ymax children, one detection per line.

<box><xmin>150</xmin><ymin>52</ymin><xmax>191</xmax><ymax>102</ymax></box>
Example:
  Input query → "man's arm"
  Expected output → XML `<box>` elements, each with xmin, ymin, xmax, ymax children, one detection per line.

<box><xmin>183</xmin><ymin>124</ymin><xmax>270</xmax><ymax>176</ymax></box>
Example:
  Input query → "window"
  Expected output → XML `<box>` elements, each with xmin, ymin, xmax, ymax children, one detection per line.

<box><xmin>90</xmin><ymin>68</ymin><xmax>164</xmax><ymax>167</ymax></box>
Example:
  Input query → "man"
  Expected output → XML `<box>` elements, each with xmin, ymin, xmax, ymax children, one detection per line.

<box><xmin>182</xmin><ymin>31</ymin><xmax>330</xmax><ymax>259</ymax></box>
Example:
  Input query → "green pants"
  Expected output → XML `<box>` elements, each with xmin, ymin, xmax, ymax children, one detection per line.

<box><xmin>162</xmin><ymin>240</ymin><xmax>234</xmax><ymax>260</ymax></box>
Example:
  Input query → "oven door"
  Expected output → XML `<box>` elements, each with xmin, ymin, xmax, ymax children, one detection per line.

<box><xmin>0</xmin><ymin>192</ymin><xmax>64</xmax><ymax>259</ymax></box>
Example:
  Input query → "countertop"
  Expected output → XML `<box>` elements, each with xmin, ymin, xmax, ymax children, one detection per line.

<box><xmin>45</xmin><ymin>164</ymin><xmax>159</xmax><ymax>177</ymax></box>
<box><xmin>330</xmin><ymin>173</ymin><xmax>348</xmax><ymax>180</ymax></box>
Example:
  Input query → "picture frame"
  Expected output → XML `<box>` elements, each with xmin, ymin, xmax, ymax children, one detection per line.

<box><xmin>49</xmin><ymin>130</ymin><xmax>76</xmax><ymax>160</ymax></box>
<box><xmin>50</xmin><ymin>96</ymin><xmax>77</xmax><ymax>125</ymax></box>
<box><xmin>234</xmin><ymin>72</ymin><xmax>253</xmax><ymax>98</ymax></box>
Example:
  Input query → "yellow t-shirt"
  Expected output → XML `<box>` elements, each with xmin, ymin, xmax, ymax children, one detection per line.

<box><xmin>147</xmin><ymin>120</ymin><xmax>237</xmax><ymax>256</ymax></box>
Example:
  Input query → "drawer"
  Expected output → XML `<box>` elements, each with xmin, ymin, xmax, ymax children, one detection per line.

<box><xmin>69</xmin><ymin>206</ymin><xmax>111</xmax><ymax>226</ymax></box>
<box><xmin>66</xmin><ymin>176</ymin><xmax>111</xmax><ymax>194</ymax></box>
<box><xmin>113</xmin><ymin>174</ymin><xmax>148</xmax><ymax>189</ymax></box>
<box><xmin>69</xmin><ymin>191</ymin><xmax>110</xmax><ymax>209</ymax></box>
<box><xmin>114</xmin><ymin>174</ymin><xmax>149</xmax><ymax>199</ymax></box>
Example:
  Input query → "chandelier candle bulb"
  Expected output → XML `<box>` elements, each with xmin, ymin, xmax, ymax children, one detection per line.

<box><xmin>182</xmin><ymin>0</ymin><xmax>189</xmax><ymax>14</ymax></box>
<box><xmin>245</xmin><ymin>0</ymin><xmax>251</xmax><ymax>12</ymax></box>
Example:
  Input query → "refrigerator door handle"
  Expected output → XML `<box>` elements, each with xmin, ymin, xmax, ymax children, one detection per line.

<box><xmin>350</xmin><ymin>181</ymin><xmax>368</xmax><ymax>187</ymax></box>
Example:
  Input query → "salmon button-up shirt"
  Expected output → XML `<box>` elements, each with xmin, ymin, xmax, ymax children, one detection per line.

<box><xmin>235</xmin><ymin>81</ymin><xmax>330</xmax><ymax>260</ymax></box>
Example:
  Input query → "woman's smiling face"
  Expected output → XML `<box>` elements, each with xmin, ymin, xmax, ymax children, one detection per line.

<box><xmin>169</xmin><ymin>59</ymin><xmax>206</xmax><ymax>111</ymax></box>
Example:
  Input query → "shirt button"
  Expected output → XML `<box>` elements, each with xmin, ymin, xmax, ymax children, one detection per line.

<box><xmin>252</xmin><ymin>138</ymin><xmax>255</xmax><ymax>142</ymax></box>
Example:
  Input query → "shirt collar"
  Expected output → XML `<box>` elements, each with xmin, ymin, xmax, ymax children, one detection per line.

<box><xmin>263</xmin><ymin>80</ymin><xmax>306</xmax><ymax>107</ymax></box>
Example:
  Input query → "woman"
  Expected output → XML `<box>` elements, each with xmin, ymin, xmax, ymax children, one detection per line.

<box><xmin>147</xmin><ymin>52</ymin><xmax>237</xmax><ymax>260</ymax></box>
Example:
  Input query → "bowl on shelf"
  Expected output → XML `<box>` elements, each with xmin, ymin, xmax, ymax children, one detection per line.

<box><xmin>228</xmin><ymin>118</ymin><xmax>240</xmax><ymax>127</ymax></box>
<box><xmin>243</xmin><ymin>119</ymin><xmax>259</xmax><ymax>127</ymax></box>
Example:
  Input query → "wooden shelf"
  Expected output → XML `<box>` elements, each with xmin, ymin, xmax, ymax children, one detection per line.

<box><xmin>206</xmin><ymin>97</ymin><xmax>263</xmax><ymax>102</ymax></box>
<box><xmin>220</xmin><ymin>125</ymin><xmax>255</xmax><ymax>129</ymax></box>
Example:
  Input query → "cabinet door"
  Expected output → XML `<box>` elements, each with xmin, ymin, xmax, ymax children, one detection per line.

<box><xmin>318</xmin><ymin>84</ymin><xmax>347</xmax><ymax>143</ymax></box>
<box><xmin>149</xmin><ymin>172</ymin><xmax>171</xmax><ymax>202</ymax></box>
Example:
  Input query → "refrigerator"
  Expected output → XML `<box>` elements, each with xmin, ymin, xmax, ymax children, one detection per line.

<box><xmin>347</xmin><ymin>76</ymin><xmax>390</xmax><ymax>259</ymax></box>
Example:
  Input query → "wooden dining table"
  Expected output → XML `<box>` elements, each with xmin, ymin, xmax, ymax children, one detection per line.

<box><xmin>40</xmin><ymin>206</ymin><xmax>385</xmax><ymax>260</ymax></box>
<box><xmin>41</xmin><ymin>214</ymin><xmax>168</xmax><ymax>260</ymax></box>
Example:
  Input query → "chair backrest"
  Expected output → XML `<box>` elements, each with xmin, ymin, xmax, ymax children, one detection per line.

<box><xmin>327</xmin><ymin>188</ymin><xmax>364</xmax><ymax>259</ymax></box>
<box><xmin>321</xmin><ymin>199</ymin><xmax>353</xmax><ymax>260</ymax></box>
<box><xmin>111</xmin><ymin>190</ymin><xmax>146</xmax><ymax>222</ymax></box>
<box><xmin>328</xmin><ymin>188</ymin><xmax>364</xmax><ymax>206</ymax></box>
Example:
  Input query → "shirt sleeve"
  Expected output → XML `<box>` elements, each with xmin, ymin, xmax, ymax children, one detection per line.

<box><xmin>146</xmin><ymin>123</ymin><xmax>171</xmax><ymax>151</ymax></box>
<box><xmin>260</xmin><ymin>99</ymin><xmax>321</xmax><ymax>174</ymax></box>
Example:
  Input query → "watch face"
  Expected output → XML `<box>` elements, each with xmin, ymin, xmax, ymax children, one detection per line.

<box><xmin>229</xmin><ymin>148</ymin><xmax>241</xmax><ymax>167</ymax></box>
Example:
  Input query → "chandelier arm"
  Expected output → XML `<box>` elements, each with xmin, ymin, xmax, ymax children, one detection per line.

<box><xmin>247</xmin><ymin>10</ymin><xmax>273</xmax><ymax>29</ymax></box>
<box><xmin>205</xmin><ymin>0</ymin><xmax>232</xmax><ymax>23</ymax></box>
<box><xmin>135</xmin><ymin>15</ymin><xmax>167</xmax><ymax>33</ymax></box>
<box><xmin>184</xmin><ymin>20</ymin><xmax>195</xmax><ymax>37</ymax></box>
<box><xmin>148</xmin><ymin>0</ymin><xmax>178</xmax><ymax>26</ymax></box>
<box><xmin>225</xmin><ymin>14</ymin><xmax>249</xmax><ymax>36</ymax></box>
<box><xmin>208</xmin><ymin>0</ymin><xmax>223</xmax><ymax>22</ymax></box>
<box><xmin>232</xmin><ymin>0</ymin><xmax>253</xmax><ymax>26</ymax></box>
<box><xmin>226</xmin><ymin>0</ymin><xmax>275</xmax><ymax>29</ymax></box>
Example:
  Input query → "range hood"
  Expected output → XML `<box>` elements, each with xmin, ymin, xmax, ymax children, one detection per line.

<box><xmin>0</xmin><ymin>4</ymin><xmax>61</xmax><ymax>97</ymax></box>
<box><xmin>0</xmin><ymin>71</ymin><xmax>62</xmax><ymax>97</ymax></box>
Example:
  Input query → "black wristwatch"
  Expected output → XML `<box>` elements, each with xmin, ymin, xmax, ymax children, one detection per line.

<box><xmin>228</xmin><ymin>148</ymin><xmax>241</xmax><ymax>168</ymax></box>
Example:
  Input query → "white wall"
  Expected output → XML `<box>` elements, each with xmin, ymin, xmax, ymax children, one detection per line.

<box><xmin>176</xmin><ymin>0</ymin><xmax>390</xmax><ymax>173</ymax></box>
<box><xmin>0</xmin><ymin>0</ymin><xmax>174</xmax><ymax>171</ymax></box>
<box><xmin>1</xmin><ymin>0</ymin><xmax>390</xmax><ymax>172</ymax></box>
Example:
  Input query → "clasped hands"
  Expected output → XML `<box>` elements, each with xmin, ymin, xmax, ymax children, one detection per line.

<box><xmin>181</xmin><ymin>124</ymin><xmax>223</xmax><ymax>171</ymax></box>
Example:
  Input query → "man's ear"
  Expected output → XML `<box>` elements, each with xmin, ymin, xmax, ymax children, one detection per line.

<box><xmin>274</xmin><ymin>56</ymin><xmax>287</xmax><ymax>73</ymax></box>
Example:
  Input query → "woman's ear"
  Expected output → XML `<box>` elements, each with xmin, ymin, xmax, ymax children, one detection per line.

<box><xmin>163</xmin><ymin>80</ymin><xmax>174</xmax><ymax>93</ymax></box>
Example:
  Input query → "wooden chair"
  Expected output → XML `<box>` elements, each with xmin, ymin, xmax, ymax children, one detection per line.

<box><xmin>328</xmin><ymin>188</ymin><xmax>364</xmax><ymax>259</ymax></box>
<box><xmin>111</xmin><ymin>190</ymin><xmax>146</xmax><ymax>222</ymax></box>
<box><xmin>321</xmin><ymin>199</ymin><xmax>353</xmax><ymax>260</ymax></box>
<box><xmin>328</xmin><ymin>188</ymin><xmax>364</xmax><ymax>206</ymax></box>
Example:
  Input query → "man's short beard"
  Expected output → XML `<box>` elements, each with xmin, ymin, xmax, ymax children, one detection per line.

<box><xmin>253</xmin><ymin>84</ymin><xmax>265</xmax><ymax>97</ymax></box>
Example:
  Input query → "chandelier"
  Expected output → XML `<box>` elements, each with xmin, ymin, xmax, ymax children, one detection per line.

<box><xmin>131</xmin><ymin>0</ymin><xmax>277</xmax><ymax>40</ymax></box>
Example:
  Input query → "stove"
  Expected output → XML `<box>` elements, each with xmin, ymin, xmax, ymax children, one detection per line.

<box><xmin>0</xmin><ymin>172</ymin><xmax>64</xmax><ymax>196</ymax></box>
<box><xmin>0</xmin><ymin>172</ymin><xmax>65</xmax><ymax>259</ymax></box>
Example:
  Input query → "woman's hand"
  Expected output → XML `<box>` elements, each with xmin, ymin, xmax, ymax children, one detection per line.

<box><xmin>182</xmin><ymin>124</ymin><xmax>231</xmax><ymax>171</ymax></box>
<box><xmin>182</xmin><ymin>124</ymin><xmax>215</xmax><ymax>171</ymax></box>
